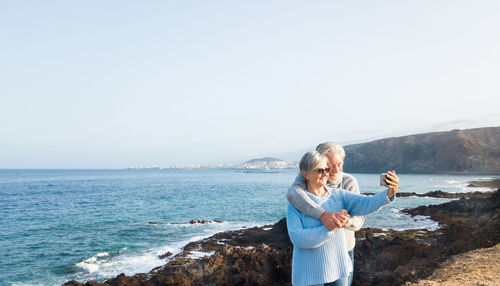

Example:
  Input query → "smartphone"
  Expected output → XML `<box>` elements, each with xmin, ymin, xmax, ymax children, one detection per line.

<box><xmin>380</xmin><ymin>173</ymin><xmax>389</xmax><ymax>187</ymax></box>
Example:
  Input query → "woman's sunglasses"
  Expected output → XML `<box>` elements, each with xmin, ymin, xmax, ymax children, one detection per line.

<box><xmin>315</xmin><ymin>168</ymin><xmax>331</xmax><ymax>175</ymax></box>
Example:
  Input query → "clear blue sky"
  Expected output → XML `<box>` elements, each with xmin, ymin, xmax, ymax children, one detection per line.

<box><xmin>1</xmin><ymin>1</ymin><xmax>499</xmax><ymax>168</ymax></box>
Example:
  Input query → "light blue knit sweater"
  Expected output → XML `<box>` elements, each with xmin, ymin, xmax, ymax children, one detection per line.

<box><xmin>287</xmin><ymin>188</ymin><xmax>395</xmax><ymax>286</ymax></box>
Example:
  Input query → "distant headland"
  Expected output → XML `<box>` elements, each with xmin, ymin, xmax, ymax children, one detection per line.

<box><xmin>128</xmin><ymin>157</ymin><xmax>298</xmax><ymax>170</ymax></box>
<box><xmin>129</xmin><ymin>126</ymin><xmax>500</xmax><ymax>175</ymax></box>
<box><xmin>343</xmin><ymin>126</ymin><xmax>500</xmax><ymax>174</ymax></box>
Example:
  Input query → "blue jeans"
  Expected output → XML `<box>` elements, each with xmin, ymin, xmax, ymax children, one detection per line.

<box><xmin>347</xmin><ymin>249</ymin><xmax>354</xmax><ymax>286</ymax></box>
<box><xmin>314</xmin><ymin>250</ymin><xmax>354</xmax><ymax>286</ymax></box>
<box><xmin>324</xmin><ymin>275</ymin><xmax>349</xmax><ymax>286</ymax></box>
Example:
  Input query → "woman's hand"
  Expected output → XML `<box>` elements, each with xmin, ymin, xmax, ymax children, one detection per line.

<box><xmin>385</xmin><ymin>170</ymin><xmax>399</xmax><ymax>198</ymax></box>
<box><xmin>335</xmin><ymin>209</ymin><xmax>350</xmax><ymax>227</ymax></box>
<box><xmin>319</xmin><ymin>210</ymin><xmax>350</xmax><ymax>231</ymax></box>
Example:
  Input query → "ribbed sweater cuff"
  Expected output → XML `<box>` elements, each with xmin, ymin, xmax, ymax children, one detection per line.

<box><xmin>311</xmin><ymin>206</ymin><xmax>326</xmax><ymax>220</ymax></box>
<box><xmin>373</xmin><ymin>189</ymin><xmax>395</xmax><ymax>206</ymax></box>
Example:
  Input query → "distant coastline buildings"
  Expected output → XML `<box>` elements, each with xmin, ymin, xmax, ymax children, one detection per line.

<box><xmin>127</xmin><ymin>157</ymin><xmax>298</xmax><ymax>170</ymax></box>
<box><xmin>128</xmin><ymin>126</ymin><xmax>500</xmax><ymax>174</ymax></box>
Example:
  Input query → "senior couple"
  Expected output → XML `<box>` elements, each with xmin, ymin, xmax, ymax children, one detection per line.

<box><xmin>286</xmin><ymin>142</ymin><xmax>399</xmax><ymax>286</ymax></box>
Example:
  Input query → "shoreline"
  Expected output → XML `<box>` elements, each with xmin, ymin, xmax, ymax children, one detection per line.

<box><xmin>64</xmin><ymin>178</ymin><xmax>500</xmax><ymax>285</ymax></box>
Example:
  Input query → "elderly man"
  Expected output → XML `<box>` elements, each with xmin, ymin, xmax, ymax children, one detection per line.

<box><xmin>287</xmin><ymin>142</ymin><xmax>364</xmax><ymax>286</ymax></box>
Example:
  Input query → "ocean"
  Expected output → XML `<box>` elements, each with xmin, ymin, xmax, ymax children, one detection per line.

<box><xmin>0</xmin><ymin>169</ymin><xmax>496</xmax><ymax>286</ymax></box>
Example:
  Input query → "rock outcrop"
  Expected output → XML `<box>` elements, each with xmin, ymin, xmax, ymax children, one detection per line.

<box><xmin>233</xmin><ymin>157</ymin><xmax>297</xmax><ymax>170</ymax></box>
<box><xmin>353</xmin><ymin>187</ymin><xmax>500</xmax><ymax>285</ymax></box>
<box><xmin>64</xmin><ymin>186</ymin><xmax>500</xmax><ymax>286</ymax></box>
<box><xmin>343</xmin><ymin>126</ymin><xmax>500</xmax><ymax>174</ymax></box>
<box><xmin>188</xmin><ymin>219</ymin><xmax>223</xmax><ymax>224</ymax></box>
<box><xmin>364</xmin><ymin>190</ymin><xmax>490</xmax><ymax>198</ymax></box>
<box><xmin>64</xmin><ymin>220</ymin><xmax>293</xmax><ymax>286</ymax></box>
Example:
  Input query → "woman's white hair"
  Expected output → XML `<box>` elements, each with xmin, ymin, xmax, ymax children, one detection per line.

<box><xmin>299</xmin><ymin>151</ymin><xmax>328</xmax><ymax>173</ymax></box>
<box><xmin>316</xmin><ymin>142</ymin><xmax>345</xmax><ymax>158</ymax></box>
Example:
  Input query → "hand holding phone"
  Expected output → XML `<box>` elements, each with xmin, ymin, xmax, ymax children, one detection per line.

<box><xmin>381</xmin><ymin>171</ymin><xmax>399</xmax><ymax>198</ymax></box>
<box><xmin>380</xmin><ymin>173</ymin><xmax>389</xmax><ymax>187</ymax></box>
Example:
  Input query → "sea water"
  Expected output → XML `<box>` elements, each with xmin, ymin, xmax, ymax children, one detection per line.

<box><xmin>0</xmin><ymin>169</ymin><xmax>496</xmax><ymax>286</ymax></box>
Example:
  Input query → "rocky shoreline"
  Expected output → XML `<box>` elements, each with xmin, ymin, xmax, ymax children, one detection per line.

<box><xmin>64</xmin><ymin>179</ymin><xmax>500</xmax><ymax>286</ymax></box>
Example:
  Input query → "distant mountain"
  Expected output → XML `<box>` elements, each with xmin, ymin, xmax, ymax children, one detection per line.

<box><xmin>343</xmin><ymin>126</ymin><xmax>500</xmax><ymax>174</ymax></box>
<box><xmin>245</xmin><ymin>157</ymin><xmax>283</xmax><ymax>163</ymax></box>
<box><xmin>234</xmin><ymin>157</ymin><xmax>297</xmax><ymax>169</ymax></box>
<box><xmin>270</xmin><ymin>114</ymin><xmax>500</xmax><ymax>163</ymax></box>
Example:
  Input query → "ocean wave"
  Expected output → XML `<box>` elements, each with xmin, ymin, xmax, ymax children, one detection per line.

<box><xmin>130</xmin><ymin>221</ymin><xmax>230</xmax><ymax>227</ymax></box>
<box><xmin>439</xmin><ymin>177</ymin><xmax>496</xmax><ymax>193</ymax></box>
<box><xmin>444</xmin><ymin>179</ymin><xmax>468</xmax><ymax>185</ymax></box>
<box><xmin>388</xmin><ymin>212</ymin><xmax>440</xmax><ymax>231</ymax></box>
<box><xmin>74</xmin><ymin>246</ymin><xmax>173</xmax><ymax>280</ymax></box>
<box><xmin>72</xmin><ymin>221</ymin><xmax>263</xmax><ymax>282</ymax></box>
<box><xmin>186</xmin><ymin>250</ymin><xmax>216</xmax><ymax>259</ymax></box>
<box><xmin>367</xmin><ymin>208</ymin><xmax>440</xmax><ymax>231</ymax></box>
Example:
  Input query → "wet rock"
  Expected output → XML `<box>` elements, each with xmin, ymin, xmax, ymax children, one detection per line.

<box><xmin>467</xmin><ymin>178</ymin><xmax>500</xmax><ymax>189</ymax></box>
<box><xmin>364</xmin><ymin>190</ymin><xmax>488</xmax><ymax>199</ymax></box>
<box><xmin>353</xmin><ymin>188</ymin><xmax>500</xmax><ymax>285</ymax></box>
<box><xmin>188</xmin><ymin>219</ymin><xmax>223</xmax><ymax>224</ymax></box>
<box><xmin>64</xmin><ymin>186</ymin><xmax>500</xmax><ymax>286</ymax></box>
<box><xmin>159</xmin><ymin>251</ymin><xmax>173</xmax><ymax>259</ymax></box>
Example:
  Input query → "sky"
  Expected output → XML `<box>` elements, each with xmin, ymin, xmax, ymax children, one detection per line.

<box><xmin>1</xmin><ymin>1</ymin><xmax>499</xmax><ymax>168</ymax></box>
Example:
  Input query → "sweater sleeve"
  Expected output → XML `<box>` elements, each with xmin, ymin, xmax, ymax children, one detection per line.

<box><xmin>341</xmin><ymin>189</ymin><xmax>395</xmax><ymax>217</ymax></box>
<box><xmin>286</xmin><ymin>172</ymin><xmax>325</xmax><ymax>219</ymax></box>
<box><xmin>343</xmin><ymin>175</ymin><xmax>365</xmax><ymax>231</ymax></box>
<box><xmin>286</xmin><ymin>204</ymin><xmax>335</xmax><ymax>249</ymax></box>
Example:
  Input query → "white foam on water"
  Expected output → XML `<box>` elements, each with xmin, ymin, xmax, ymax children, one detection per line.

<box><xmin>72</xmin><ymin>221</ymin><xmax>264</xmax><ymax>282</ymax></box>
<box><xmin>444</xmin><ymin>179</ymin><xmax>466</xmax><ymax>185</ymax></box>
<box><xmin>186</xmin><ymin>250</ymin><xmax>216</xmax><ymax>259</ymax></box>
<box><xmin>438</xmin><ymin>177</ymin><xmax>494</xmax><ymax>193</ymax></box>
<box><xmin>380</xmin><ymin>211</ymin><xmax>440</xmax><ymax>231</ymax></box>
<box><xmin>96</xmin><ymin>252</ymin><xmax>109</xmax><ymax>257</ymax></box>
<box><xmin>367</xmin><ymin>205</ymin><xmax>442</xmax><ymax>231</ymax></box>
<box><xmin>74</xmin><ymin>245</ymin><xmax>175</xmax><ymax>280</ymax></box>
<box><xmin>411</xmin><ymin>215</ymin><xmax>440</xmax><ymax>231</ymax></box>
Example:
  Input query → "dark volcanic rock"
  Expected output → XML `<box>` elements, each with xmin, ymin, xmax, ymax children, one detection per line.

<box><xmin>353</xmin><ymin>228</ymin><xmax>442</xmax><ymax>286</ymax></box>
<box><xmin>467</xmin><ymin>178</ymin><xmax>500</xmax><ymax>189</ymax></box>
<box><xmin>152</xmin><ymin>243</ymin><xmax>291</xmax><ymax>286</ymax></box>
<box><xmin>158</xmin><ymin>252</ymin><xmax>173</xmax><ymax>259</ymax></box>
<box><xmin>64</xmin><ymin>187</ymin><xmax>500</xmax><ymax>286</ymax></box>
<box><xmin>402</xmin><ymin>189</ymin><xmax>500</xmax><ymax>255</ymax></box>
<box><xmin>353</xmin><ymin>188</ymin><xmax>500</xmax><ymax>285</ymax></box>
<box><xmin>188</xmin><ymin>219</ymin><xmax>223</xmax><ymax>224</ymax></box>
<box><xmin>64</xmin><ymin>219</ymin><xmax>292</xmax><ymax>286</ymax></box>
<box><xmin>364</xmin><ymin>190</ymin><xmax>490</xmax><ymax>199</ymax></box>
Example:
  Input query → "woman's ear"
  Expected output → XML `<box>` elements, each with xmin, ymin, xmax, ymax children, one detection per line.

<box><xmin>301</xmin><ymin>171</ymin><xmax>309</xmax><ymax>181</ymax></box>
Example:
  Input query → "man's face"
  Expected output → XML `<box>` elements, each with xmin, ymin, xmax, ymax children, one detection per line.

<box><xmin>326</xmin><ymin>152</ymin><xmax>344</xmax><ymax>182</ymax></box>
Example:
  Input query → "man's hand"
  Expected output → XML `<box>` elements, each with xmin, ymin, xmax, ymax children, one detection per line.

<box><xmin>319</xmin><ymin>210</ymin><xmax>350</xmax><ymax>231</ymax></box>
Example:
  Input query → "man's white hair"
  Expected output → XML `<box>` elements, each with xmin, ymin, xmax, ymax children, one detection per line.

<box><xmin>316</xmin><ymin>142</ymin><xmax>345</xmax><ymax>158</ymax></box>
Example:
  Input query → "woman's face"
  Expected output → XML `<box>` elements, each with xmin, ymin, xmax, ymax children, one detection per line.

<box><xmin>306</xmin><ymin>162</ymin><xmax>329</xmax><ymax>187</ymax></box>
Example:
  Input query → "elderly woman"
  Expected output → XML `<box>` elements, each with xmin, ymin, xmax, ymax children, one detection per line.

<box><xmin>287</xmin><ymin>151</ymin><xmax>399</xmax><ymax>286</ymax></box>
